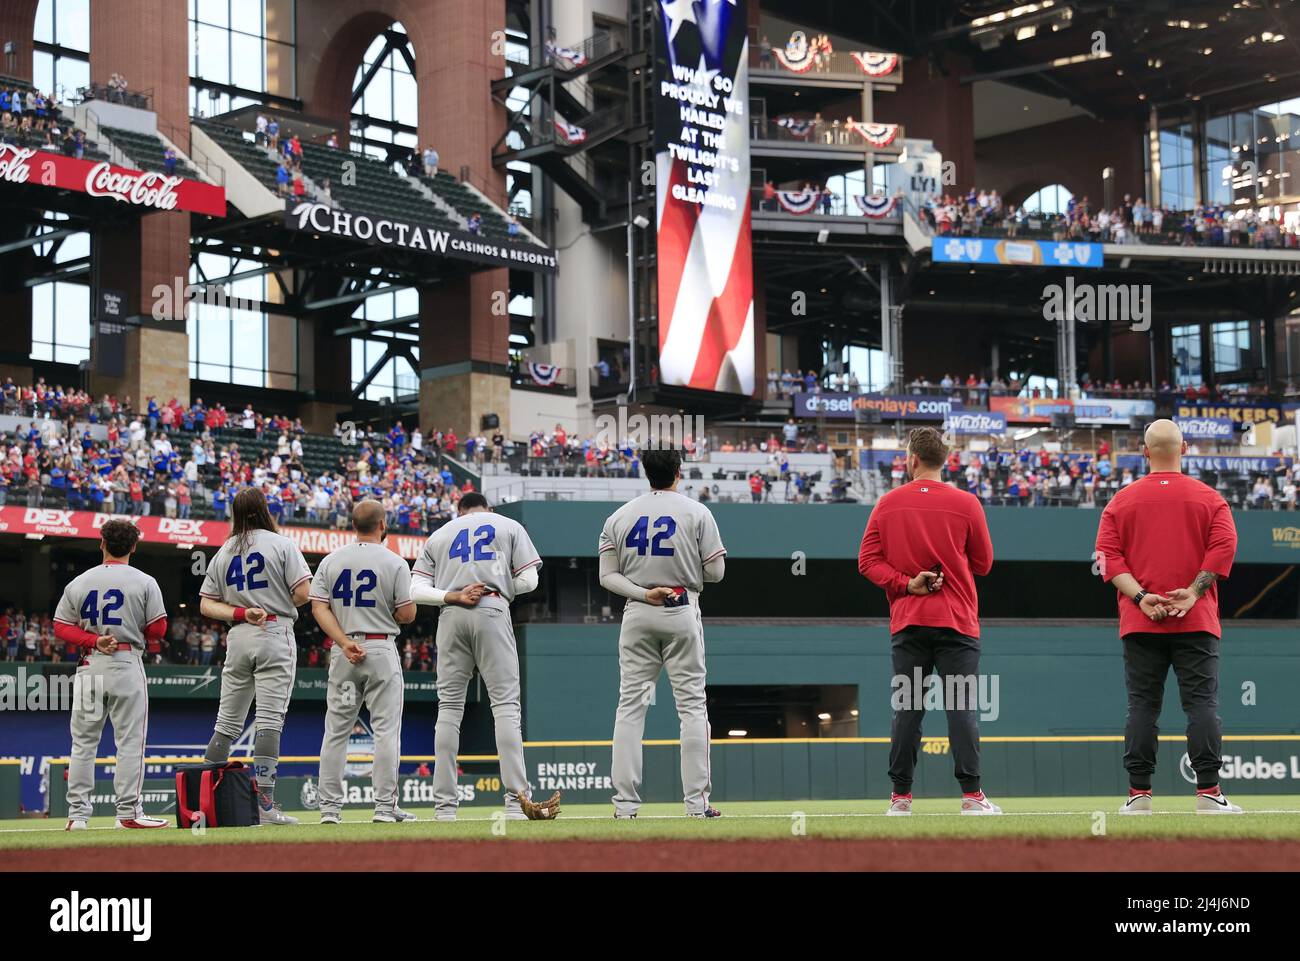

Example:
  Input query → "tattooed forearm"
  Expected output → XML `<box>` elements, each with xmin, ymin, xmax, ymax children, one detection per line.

<box><xmin>1190</xmin><ymin>570</ymin><xmax>1219</xmax><ymax>598</ymax></box>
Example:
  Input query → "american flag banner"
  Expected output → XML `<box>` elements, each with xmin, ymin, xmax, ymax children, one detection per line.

<box><xmin>849</xmin><ymin>51</ymin><xmax>900</xmax><ymax>77</ymax></box>
<box><xmin>776</xmin><ymin>187</ymin><xmax>823</xmax><ymax>214</ymax></box>
<box><xmin>654</xmin><ymin>0</ymin><xmax>754</xmax><ymax>395</ymax></box>
<box><xmin>849</xmin><ymin>120</ymin><xmax>901</xmax><ymax>148</ymax></box>
<box><xmin>774</xmin><ymin>116</ymin><xmax>817</xmax><ymax>139</ymax></box>
<box><xmin>527</xmin><ymin>363</ymin><xmax>563</xmax><ymax>387</ymax></box>
<box><xmin>554</xmin><ymin>119</ymin><xmax>588</xmax><ymax>145</ymax></box>
<box><xmin>855</xmin><ymin>194</ymin><xmax>898</xmax><ymax>218</ymax></box>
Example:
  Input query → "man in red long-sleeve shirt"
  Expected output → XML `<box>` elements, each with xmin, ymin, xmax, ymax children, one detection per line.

<box><xmin>858</xmin><ymin>427</ymin><xmax>999</xmax><ymax>816</ymax></box>
<box><xmin>1095</xmin><ymin>419</ymin><xmax>1241</xmax><ymax>815</ymax></box>
<box><xmin>52</xmin><ymin>519</ymin><xmax>170</xmax><ymax>830</ymax></box>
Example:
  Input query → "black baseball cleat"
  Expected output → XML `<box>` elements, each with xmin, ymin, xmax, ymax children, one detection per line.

<box><xmin>613</xmin><ymin>812</ymin><xmax>637</xmax><ymax>820</ymax></box>
<box><xmin>689</xmin><ymin>806</ymin><xmax>722</xmax><ymax>819</ymax></box>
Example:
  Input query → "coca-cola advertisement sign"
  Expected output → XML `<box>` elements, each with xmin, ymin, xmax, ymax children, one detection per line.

<box><xmin>0</xmin><ymin>143</ymin><xmax>225</xmax><ymax>217</ymax></box>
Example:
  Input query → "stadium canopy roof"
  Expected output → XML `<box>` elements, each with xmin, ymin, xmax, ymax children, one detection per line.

<box><xmin>763</xmin><ymin>0</ymin><xmax>1300</xmax><ymax>125</ymax></box>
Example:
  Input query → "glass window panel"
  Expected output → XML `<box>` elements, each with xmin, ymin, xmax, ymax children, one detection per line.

<box><xmin>197</xmin><ymin>362</ymin><xmax>226</xmax><ymax>382</ymax></box>
<box><xmin>232</xmin><ymin>312</ymin><xmax>265</xmax><ymax>367</ymax></box>
<box><xmin>195</xmin><ymin>23</ymin><xmax>232</xmax><ymax>84</ymax></box>
<box><xmin>393</xmin><ymin>287</ymin><xmax>417</xmax><ymax>317</ymax></box>
<box><xmin>31</xmin><ymin>342</ymin><xmax>53</xmax><ymax>362</ymax></box>
<box><xmin>32</xmin><ymin>287</ymin><xmax>54</xmax><ymax>344</ymax></box>
<box><xmin>54</xmin><ymin>344</ymin><xmax>89</xmax><ymax>365</ymax></box>
<box><xmin>58</xmin><ymin>285</ymin><xmax>90</xmax><ymax>346</ymax></box>
<box><xmin>230</xmin><ymin>0</ymin><xmax>263</xmax><ymax>33</ymax></box>
<box><xmin>230</xmin><ymin>366</ymin><xmax>263</xmax><ymax>387</ymax></box>
<box><xmin>57</xmin><ymin>0</ymin><xmax>90</xmax><ymax>51</ymax></box>
<box><xmin>35</xmin><ymin>0</ymin><xmax>53</xmax><ymax>43</ymax></box>
<box><xmin>198</xmin><ymin>315</ymin><xmax>231</xmax><ymax>366</ymax></box>
<box><xmin>55</xmin><ymin>231</ymin><xmax>89</xmax><ymax>263</ymax></box>
<box><xmin>392</xmin><ymin>71</ymin><xmax>417</xmax><ymax>124</ymax></box>
<box><xmin>230</xmin><ymin>30</ymin><xmax>264</xmax><ymax>91</ymax></box>
<box><xmin>363</xmin><ymin>34</ymin><xmax>389</xmax><ymax>64</ymax></box>
<box><xmin>33</xmin><ymin>52</ymin><xmax>54</xmax><ymax>96</ymax></box>
<box><xmin>197</xmin><ymin>0</ymin><xmax>229</xmax><ymax>28</ymax></box>
<box><xmin>57</xmin><ymin>58</ymin><xmax>89</xmax><ymax>102</ymax></box>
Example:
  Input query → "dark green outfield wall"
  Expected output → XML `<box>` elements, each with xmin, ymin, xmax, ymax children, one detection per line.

<box><xmin>517</xmin><ymin>623</ymin><xmax>1300</xmax><ymax>741</ymax></box>
<box><xmin>499</xmin><ymin>502</ymin><xmax>1300</xmax><ymax>564</ymax></box>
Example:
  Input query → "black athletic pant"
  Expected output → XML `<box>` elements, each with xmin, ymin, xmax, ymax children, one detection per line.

<box><xmin>888</xmin><ymin>625</ymin><xmax>982</xmax><ymax>794</ymax></box>
<box><xmin>1122</xmin><ymin>631</ymin><xmax>1222</xmax><ymax>790</ymax></box>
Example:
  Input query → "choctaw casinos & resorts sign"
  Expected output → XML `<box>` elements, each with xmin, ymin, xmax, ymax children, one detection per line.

<box><xmin>285</xmin><ymin>202</ymin><xmax>557</xmax><ymax>273</ymax></box>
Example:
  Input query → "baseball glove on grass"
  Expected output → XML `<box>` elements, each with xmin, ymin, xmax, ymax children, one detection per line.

<box><xmin>518</xmin><ymin>790</ymin><xmax>562</xmax><ymax>820</ymax></box>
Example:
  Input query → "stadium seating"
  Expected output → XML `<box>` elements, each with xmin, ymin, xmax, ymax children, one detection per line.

<box><xmin>101</xmin><ymin>125</ymin><xmax>201</xmax><ymax>178</ymax></box>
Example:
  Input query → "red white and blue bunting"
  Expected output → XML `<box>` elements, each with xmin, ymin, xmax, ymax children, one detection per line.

<box><xmin>848</xmin><ymin>121</ymin><xmax>900</xmax><ymax>148</ymax></box>
<box><xmin>546</xmin><ymin>42</ymin><xmax>589</xmax><ymax>69</ymax></box>
<box><xmin>527</xmin><ymin>363</ymin><xmax>563</xmax><ymax>387</ymax></box>
<box><xmin>855</xmin><ymin>194</ymin><xmax>897</xmax><ymax>218</ymax></box>
<box><xmin>775</xmin><ymin>188</ymin><xmax>823</xmax><ymax>215</ymax></box>
<box><xmin>554</xmin><ymin>119</ymin><xmax>587</xmax><ymax>145</ymax></box>
<box><xmin>771</xmin><ymin>30</ymin><xmax>833</xmax><ymax>73</ymax></box>
<box><xmin>774</xmin><ymin>116</ymin><xmax>817</xmax><ymax>139</ymax></box>
<box><xmin>850</xmin><ymin>52</ymin><xmax>900</xmax><ymax>77</ymax></box>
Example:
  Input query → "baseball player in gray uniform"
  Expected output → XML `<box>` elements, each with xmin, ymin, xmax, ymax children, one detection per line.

<box><xmin>55</xmin><ymin>519</ymin><xmax>170</xmax><ymax>830</ymax></box>
<box><xmin>599</xmin><ymin>449</ymin><xmax>727</xmax><ymax>818</ymax></box>
<box><xmin>411</xmin><ymin>492</ymin><xmax>558</xmax><ymax>821</ymax></box>
<box><xmin>199</xmin><ymin>487</ymin><xmax>312</xmax><ymax>825</ymax></box>
<box><xmin>309</xmin><ymin>500</ymin><xmax>417</xmax><ymax>824</ymax></box>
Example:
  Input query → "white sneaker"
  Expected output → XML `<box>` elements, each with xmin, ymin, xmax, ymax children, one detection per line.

<box><xmin>319</xmin><ymin>812</ymin><xmax>341</xmax><ymax>825</ymax></box>
<box><xmin>1119</xmin><ymin>793</ymin><xmax>1153</xmax><ymax>815</ymax></box>
<box><xmin>65</xmin><ymin>819</ymin><xmax>88</xmax><ymax>831</ymax></box>
<box><xmin>960</xmin><ymin>793</ymin><xmax>1002</xmax><ymax>815</ymax></box>
<box><xmin>886</xmin><ymin>796</ymin><xmax>913</xmax><ymax>816</ymax></box>
<box><xmin>258</xmin><ymin>794</ymin><xmax>300</xmax><ymax>825</ymax></box>
<box><xmin>434</xmin><ymin>812</ymin><xmax>457</xmax><ymax>822</ymax></box>
<box><xmin>1196</xmin><ymin>791</ymin><xmax>1243</xmax><ymax>814</ymax></box>
<box><xmin>115</xmin><ymin>816</ymin><xmax>169</xmax><ymax>829</ymax></box>
<box><xmin>373</xmin><ymin>807</ymin><xmax>417</xmax><ymax>823</ymax></box>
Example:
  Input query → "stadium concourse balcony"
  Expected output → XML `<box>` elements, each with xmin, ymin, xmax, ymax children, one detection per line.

<box><xmin>482</xmin><ymin>450</ymin><xmax>839</xmax><ymax>504</ymax></box>
<box><xmin>0</xmin><ymin>74</ymin><xmax>111</xmax><ymax>162</ymax></box>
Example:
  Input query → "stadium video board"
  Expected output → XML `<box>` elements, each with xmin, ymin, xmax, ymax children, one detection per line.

<box><xmin>653</xmin><ymin>0</ymin><xmax>754</xmax><ymax>395</ymax></box>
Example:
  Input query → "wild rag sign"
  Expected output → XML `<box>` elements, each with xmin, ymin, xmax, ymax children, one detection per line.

<box><xmin>0</xmin><ymin>143</ymin><xmax>226</xmax><ymax>216</ymax></box>
<box><xmin>285</xmin><ymin>202</ymin><xmax>557</xmax><ymax>273</ymax></box>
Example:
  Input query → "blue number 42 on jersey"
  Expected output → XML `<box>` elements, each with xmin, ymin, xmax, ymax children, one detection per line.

<box><xmin>625</xmin><ymin>516</ymin><xmax>676</xmax><ymax>556</ymax></box>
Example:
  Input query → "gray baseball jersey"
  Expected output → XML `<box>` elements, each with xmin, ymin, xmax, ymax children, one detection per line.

<box><xmin>598</xmin><ymin>490</ymin><xmax>726</xmax><ymax>593</ymax></box>
<box><xmin>414</xmin><ymin>511</ymin><xmax>542</xmax><ymax>601</ymax></box>
<box><xmin>200</xmin><ymin>529</ymin><xmax>312</xmax><ymax>620</ymax></box>
<box><xmin>308</xmin><ymin>541</ymin><xmax>413</xmax><ymax>636</ymax></box>
<box><xmin>54</xmin><ymin>563</ymin><xmax>167</xmax><ymax>650</ymax></box>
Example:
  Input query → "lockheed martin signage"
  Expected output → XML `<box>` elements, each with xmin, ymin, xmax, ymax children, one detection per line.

<box><xmin>285</xmin><ymin>202</ymin><xmax>558</xmax><ymax>273</ymax></box>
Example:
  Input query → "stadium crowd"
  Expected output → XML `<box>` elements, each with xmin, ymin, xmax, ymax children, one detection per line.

<box><xmin>0</xmin><ymin>379</ymin><xmax>475</xmax><ymax>536</ymax></box>
<box><xmin>0</xmin><ymin>606</ymin><xmax>440</xmax><ymax>672</ymax></box>
<box><xmin>875</xmin><ymin>443</ymin><xmax>1300</xmax><ymax>510</ymax></box>
<box><xmin>919</xmin><ymin>188</ymin><xmax>1299</xmax><ymax>249</ymax></box>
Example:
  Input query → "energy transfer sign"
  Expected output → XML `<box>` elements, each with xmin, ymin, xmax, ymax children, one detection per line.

<box><xmin>654</xmin><ymin>0</ymin><xmax>754</xmax><ymax>394</ymax></box>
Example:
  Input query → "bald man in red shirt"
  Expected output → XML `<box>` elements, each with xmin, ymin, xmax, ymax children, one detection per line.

<box><xmin>1095</xmin><ymin>419</ymin><xmax>1240</xmax><ymax>815</ymax></box>
<box><xmin>859</xmin><ymin>427</ymin><xmax>999</xmax><ymax>816</ymax></box>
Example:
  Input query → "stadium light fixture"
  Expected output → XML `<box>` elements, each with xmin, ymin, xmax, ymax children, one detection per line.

<box><xmin>728</xmin><ymin>730</ymin><xmax>748</xmax><ymax>737</ymax></box>
<box><xmin>817</xmin><ymin>712</ymin><xmax>832</xmax><ymax>721</ymax></box>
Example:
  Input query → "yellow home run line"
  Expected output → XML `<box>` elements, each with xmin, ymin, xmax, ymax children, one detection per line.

<box><xmin>40</xmin><ymin>733</ymin><xmax>1300</xmax><ymax>765</ymax></box>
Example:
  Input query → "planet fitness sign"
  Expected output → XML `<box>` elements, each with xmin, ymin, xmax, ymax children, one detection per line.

<box><xmin>0</xmin><ymin>143</ymin><xmax>226</xmax><ymax>216</ymax></box>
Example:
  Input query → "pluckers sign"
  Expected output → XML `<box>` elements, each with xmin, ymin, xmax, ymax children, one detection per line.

<box><xmin>285</xmin><ymin>202</ymin><xmax>558</xmax><ymax>274</ymax></box>
<box><xmin>654</xmin><ymin>0</ymin><xmax>755</xmax><ymax>395</ymax></box>
<box><xmin>0</xmin><ymin>144</ymin><xmax>226</xmax><ymax>216</ymax></box>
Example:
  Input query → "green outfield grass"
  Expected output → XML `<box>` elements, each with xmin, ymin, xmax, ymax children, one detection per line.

<box><xmin>2</xmin><ymin>796</ymin><xmax>1300</xmax><ymax>850</ymax></box>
